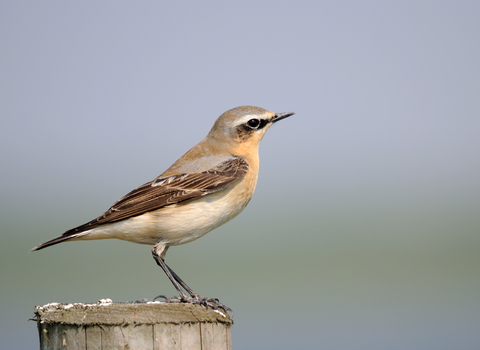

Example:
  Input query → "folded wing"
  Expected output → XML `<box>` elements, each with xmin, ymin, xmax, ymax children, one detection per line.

<box><xmin>31</xmin><ymin>156</ymin><xmax>248</xmax><ymax>250</ymax></box>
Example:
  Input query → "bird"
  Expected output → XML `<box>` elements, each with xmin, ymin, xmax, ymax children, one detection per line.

<box><xmin>31</xmin><ymin>105</ymin><xmax>294</xmax><ymax>312</ymax></box>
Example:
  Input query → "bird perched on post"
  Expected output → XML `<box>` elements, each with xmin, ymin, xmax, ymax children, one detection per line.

<box><xmin>32</xmin><ymin>106</ymin><xmax>294</xmax><ymax>312</ymax></box>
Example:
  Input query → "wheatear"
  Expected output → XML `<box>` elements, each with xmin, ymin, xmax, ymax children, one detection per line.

<box><xmin>32</xmin><ymin>106</ymin><xmax>294</xmax><ymax>311</ymax></box>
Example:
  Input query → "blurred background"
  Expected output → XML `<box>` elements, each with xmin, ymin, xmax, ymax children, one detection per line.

<box><xmin>1</xmin><ymin>1</ymin><xmax>479</xmax><ymax>349</ymax></box>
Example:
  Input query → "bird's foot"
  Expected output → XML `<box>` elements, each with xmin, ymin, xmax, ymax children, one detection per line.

<box><xmin>153</xmin><ymin>294</ymin><xmax>233</xmax><ymax>316</ymax></box>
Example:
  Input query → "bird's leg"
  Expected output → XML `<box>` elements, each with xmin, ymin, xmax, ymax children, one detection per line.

<box><xmin>151</xmin><ymin>242</ymin><xmax>200</xmax><ymax>299</ymax></box>
<box><xmin>151</xmin><ymin>242</ymin><xmax>233</xmax><ymax>315</ymax></box>
<box><xmin>164</xmin><ymin>261</ymin><xmax>200</xmax><ymax>299</ymax></box>
<box><xmin>151</xmin><ymin>242</ymin><xmax>189</xmax><ymax>300</ymax></box>
<box><xmin>163</xmin><ymin>261</ymin><xmax>233</xmax><ymax>315</ymax></box>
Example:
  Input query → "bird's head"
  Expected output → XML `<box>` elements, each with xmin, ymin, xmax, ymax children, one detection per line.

<box><xmin>207</xmin><ymin>106</ymin><xmax>294</xmax><ymax>152</ymax></box>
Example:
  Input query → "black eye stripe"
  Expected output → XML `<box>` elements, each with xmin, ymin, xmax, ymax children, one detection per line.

<box><xmin>259</xmin><ymin>119</ymin><xmax>269</xmax><ymax>128</ymax></box>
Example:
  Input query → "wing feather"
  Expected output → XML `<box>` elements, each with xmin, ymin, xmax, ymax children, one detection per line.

<box><xmin>61</xmin><ymin>156</ymin><xmax>249</xmax><ymax>236</ymax></box>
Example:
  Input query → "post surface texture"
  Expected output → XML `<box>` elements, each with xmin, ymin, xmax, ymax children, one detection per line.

<box><xmin>34</xmin><ymin>300</ymin><xmax>233</xmax><ymax>350</ymax></box>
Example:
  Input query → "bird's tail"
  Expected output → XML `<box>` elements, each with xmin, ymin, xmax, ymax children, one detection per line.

<box><xmin>30</xmin><ymin>234</ymin><xmax>79</xmax><ymax>252</ymax></box>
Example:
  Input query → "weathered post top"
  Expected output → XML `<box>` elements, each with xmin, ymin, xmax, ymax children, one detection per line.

<box><xmin>34</xmin><ymin>299</ymin><xmax>233</xmax><ymax>349</ymax></box>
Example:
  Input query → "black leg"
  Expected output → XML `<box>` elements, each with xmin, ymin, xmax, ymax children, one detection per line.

<box><xmin>164</xmin><ymin>261</ymin><xmax>200</xmax><ymax>298</ymax></box>
<box><xmin>151</xmin><ymin>244</ymin><xmax>189</xmax><ymax>300</ymax></box>
<box><xmin>151</xmin><ymin>241</ymin><xmax>233</xmax><ymax>315</ymax></box>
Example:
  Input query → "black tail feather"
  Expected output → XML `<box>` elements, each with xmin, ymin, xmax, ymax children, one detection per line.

<box><xmin>30</xmin><ymin>235</ymin><xmax>77</xmax><ymax>252</ymax></box>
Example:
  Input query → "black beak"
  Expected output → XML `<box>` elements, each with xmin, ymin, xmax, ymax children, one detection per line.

<box><xmin>272</xmin><ymin>112</ymin><xmax>295</xmax><ymax>123</ymax></box>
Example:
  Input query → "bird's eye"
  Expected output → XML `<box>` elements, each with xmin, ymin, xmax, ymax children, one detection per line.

<box><xmin>247</xmin><ymin>119</ymin><xmax>260</xmax><ymax>129</ymax></box>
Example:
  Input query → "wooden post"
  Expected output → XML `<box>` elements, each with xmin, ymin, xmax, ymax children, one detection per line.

<box><xmin>34</xmin><ymin>299</ymin><xmax>233</xmax><ymax>350</ymax></box>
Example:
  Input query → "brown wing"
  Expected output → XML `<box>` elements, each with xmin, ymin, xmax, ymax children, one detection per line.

<box><xmin>61</xmin><ymin>156</ymin><xmax>249</xmax><ymax>236</ymax></box>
